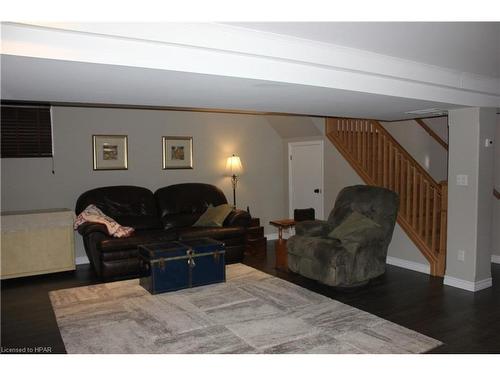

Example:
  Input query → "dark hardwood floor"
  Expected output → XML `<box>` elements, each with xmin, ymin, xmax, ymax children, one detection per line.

<box><xmin>1</xmin><ymin>242</ymin><xmax>499</xmax><ymax>354</ymax></box>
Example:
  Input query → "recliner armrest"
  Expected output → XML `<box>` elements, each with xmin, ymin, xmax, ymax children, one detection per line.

<box><xmin>333</xmin><ymin>227</ymin><xmax>388</xmax><ymax>256</ymax></box>
<box><xmin>295</xmin><ymin>220</ymin><xmax>331</xmax><ymax>237</ymax></box>
<box><xmin>224</xmin><ymin>209</ymin><xmax>251</xmax><ymax>227</ymax></box>
<box><xmin>348</xmin><ymin>227</ymin><xmax>387</xmax><ymax>247</ymax></box>
<box><xmin>77</xmin><ymin>222</ymin><xmax>110</xmax><ymax>237</ymax></box>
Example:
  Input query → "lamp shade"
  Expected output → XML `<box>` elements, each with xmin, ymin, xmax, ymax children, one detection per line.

<box><xmin>226</xmin><ymin>154</ymin><xmax>243</xmax><ymax>176</ymax></box>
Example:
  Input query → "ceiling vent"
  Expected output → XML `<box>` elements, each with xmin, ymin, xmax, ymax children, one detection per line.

<box><xmin>405</xmin><ymin>108</ymin><xmax>448</xmax><ymax>116</ymax></box>
<box><xmin>252</xmin><ymin>82</ymin><xmax>287</xmax><ymax>88</ymax></box>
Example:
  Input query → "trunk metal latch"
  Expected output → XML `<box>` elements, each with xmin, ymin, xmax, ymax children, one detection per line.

<box><xmin>187</xmin><ymin>249</ymin><xmax>196</xmax><ymax>268</ymax></box>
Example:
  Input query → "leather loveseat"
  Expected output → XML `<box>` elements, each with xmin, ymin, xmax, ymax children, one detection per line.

<box><xmin>75</xmin><ymin>183</ymin><xmax>251</xmax><ymax>280</ymax></box>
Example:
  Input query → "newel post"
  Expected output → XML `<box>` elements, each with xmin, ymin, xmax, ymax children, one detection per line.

<box><xmin>436</xmin><ymin>181</ymin><xmax>448</xmax><ymax>276</ymax></box>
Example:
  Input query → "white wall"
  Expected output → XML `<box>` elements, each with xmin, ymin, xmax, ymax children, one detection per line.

<box><xmin>446</xmin><ymin>108</ymin><xmax>496</xmax><ymax>285</ymax></box>
<box><xmin>381</xmin><ymin>120</ymin><xmax>448</xmax><ymax>182</ymax></box>
<box><xmin>1</xmin><ymin>107</ymin><xmax>287</xmax><ymax>259</ymax></box>
<box><xmin>423</xmin><ymin>117</ymin><xmax>449</xmax><ymax>143</ymax></box>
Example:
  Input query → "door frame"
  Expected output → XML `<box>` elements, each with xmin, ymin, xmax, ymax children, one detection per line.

<box><xmin>288</xmin><ymin>140</ymin><xmax>324</xmax><ymax>219</ymax></box>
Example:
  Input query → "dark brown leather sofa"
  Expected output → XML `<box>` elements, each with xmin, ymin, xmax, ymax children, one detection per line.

<box><xmin>75</xmin><ymin>183</ymin><xmax>251</xmax><ymax>280</ymax></box>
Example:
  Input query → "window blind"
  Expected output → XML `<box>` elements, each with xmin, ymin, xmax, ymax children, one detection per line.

<box><xmin>1</xmin><ymin>104</ymin><xmax>53</xmax><ymax>158</ymax></box>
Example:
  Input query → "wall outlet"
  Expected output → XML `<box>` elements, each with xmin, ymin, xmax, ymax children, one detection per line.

<box><xmin>456</xmin><ymin>174</ymin><xmax>468</xmax><ymax>186</ymax></box>
<box><xmin>458</xmin><ymin>250</ymin><xmax>465</xmax><ymax>261</ymax></box>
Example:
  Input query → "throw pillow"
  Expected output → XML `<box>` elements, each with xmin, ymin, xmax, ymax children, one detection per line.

<box><xmin>328</xmin><ymin>211</ymin><xmax>380</xmax><ymax>243</ymax></box>
<box><xmin>193</xmin><ymin>203</ymin><xmax>233</xmax><ymax>227</ymax></box>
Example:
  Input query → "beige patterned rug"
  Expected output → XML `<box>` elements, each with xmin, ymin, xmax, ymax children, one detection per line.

<box><xmin>49</xmin><ymin>263</ymin><xmax>441</xmax><ymax>354</ymax></box>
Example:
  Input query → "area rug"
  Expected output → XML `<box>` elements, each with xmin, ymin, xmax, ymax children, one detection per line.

<box><xmin>49</xmin><ymin>264</ymin><xmax>441</xmax><ymax>353</ymax></box>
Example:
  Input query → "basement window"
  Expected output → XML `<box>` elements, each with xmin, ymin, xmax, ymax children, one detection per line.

<box><xmin>1</xmin><ymin>103</ymin><xmax>53</xmax><ymax>158</ymax></box>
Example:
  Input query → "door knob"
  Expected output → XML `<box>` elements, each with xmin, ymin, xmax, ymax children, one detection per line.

<box><xmin>314</xmin><ymin>188</ymin><xmax>321</xmax><ymax>193</ymax></box>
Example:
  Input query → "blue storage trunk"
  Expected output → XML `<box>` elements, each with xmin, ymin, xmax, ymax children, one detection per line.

<box><xmin>139</xmin><ymin>238</ymin><xmax>225</xmax><ymax>294</ymax></box>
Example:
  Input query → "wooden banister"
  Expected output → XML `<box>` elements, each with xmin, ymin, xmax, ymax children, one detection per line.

<box><xmin>414</xmin><ymin>119</ymin><xmax>448</xmax><ymax>150</ymax></box>
<box><xmin>327</xmin><ymin>118</ymin><xmax>440</xmax><ymax>189</ymax></box>
<box><xmin>326</xmin><ymin>117</ymin><xmax>448</xmax><ymax>276</ymax></box>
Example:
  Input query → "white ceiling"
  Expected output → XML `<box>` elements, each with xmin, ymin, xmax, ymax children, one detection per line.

<box><xmin>1</xmin><ymin>55</ymin><xmax>462</xmax><ymax>121</ymax></box>
<box><xmin>1</xmin><ymin>22</ymin><xmax>498</xmax><ymax>120</ymax></box>
<box><xmin>224</xmin><ymin>22</ymin><xmax>500</xmax><ymax>78</ymax></box>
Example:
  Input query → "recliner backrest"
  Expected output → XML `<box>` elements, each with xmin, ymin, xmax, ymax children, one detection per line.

<box><xmin>328</xmin><ymin>185</ymin><xmax>399</xmax><ymax>238</ymax></box>
<box><xmin>75</xmin><ymin>185</ymin><xmax>162</xmax><ymax>230</ymax></box>
<box><xmin>154</xmin><ymin>183</ymin><xmax>228</xmax><ymax>230</ymax></box>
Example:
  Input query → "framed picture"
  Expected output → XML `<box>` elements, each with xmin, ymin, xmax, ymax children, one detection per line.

<box><xmin>92</xmin><ymin>135</ymin><xmax>128</xmax><ymax>170</ymax></box>
<box><xmin>162</xmin><ymin>136</ymin><xmax>193</xmax><ymax>169</ymax></box>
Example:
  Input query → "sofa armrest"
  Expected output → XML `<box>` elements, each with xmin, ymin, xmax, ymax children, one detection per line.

<box><xmin>224</xmin><ymin>209</ymin><xmax>251</xmax><ymax>227</ymax></box>
<box><xmin>295</xmin><ymin>220</ymin><xmax>331</xmax><ymax>237</ymax></box>
<box><xmin>77</xmin><ymin>222</ymin><xmax>110</xmax><ymax>237</ymax></box>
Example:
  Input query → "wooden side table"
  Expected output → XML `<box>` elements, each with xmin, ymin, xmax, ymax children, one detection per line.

<box><xmin>269</xmin><ymin>219</ymin><xmax>295</xmax><ymax>270</ymax></box>
<box><xmin>245</xmin><ymin>218</ymin><xmax>267</xmax><ymax>256</ymax></box>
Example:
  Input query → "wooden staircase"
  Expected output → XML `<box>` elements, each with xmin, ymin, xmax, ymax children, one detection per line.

<box><xmin>326</xmin><ymin>117</ymin><xmax>448</xmax><ymax>276</ymax></box>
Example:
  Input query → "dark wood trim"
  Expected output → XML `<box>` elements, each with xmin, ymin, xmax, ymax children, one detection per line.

<box><xmin>383</xmin><ymin>115</ymin><xmax>448</xmax><ymax>123</ymax></box>
<box><xmin>245</xmin><ymin>218</ymin><xmax>267</xmax><ymax>257</ymax></box>
<box><xmin>414</xmin><ymin>119</ymin><xmax>449</xmax><ymax>150</ymax></box>
<box><xmin>1</xmin><ymin>100</ymin><xmax>452</xmax><ymax>123</ymax></box>
<box><xmin>1</xmin><ymin>99</ymin><xmax>329</xmax><ymax>119</ymax></box>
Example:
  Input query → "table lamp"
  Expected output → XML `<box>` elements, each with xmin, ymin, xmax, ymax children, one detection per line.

<box><xmin>225</xmin><ymin>154</ymin><xmax>243</xmax><ymax>208</ymax></box>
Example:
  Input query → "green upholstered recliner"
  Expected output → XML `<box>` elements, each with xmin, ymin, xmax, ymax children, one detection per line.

<box><xmin>287</xmin><ymin>185</ymin><xmax>399</xmax><ymax>287</ymax></box>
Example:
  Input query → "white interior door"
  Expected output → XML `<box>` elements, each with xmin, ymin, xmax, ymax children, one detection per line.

<box><xmin>289</xmin><ymin>141</ymin><xmax>324</xmax><ymax>220</ymax></box>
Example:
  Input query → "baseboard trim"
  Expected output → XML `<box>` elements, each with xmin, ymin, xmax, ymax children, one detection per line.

<box><xmin>443</xmin><ymin>275</ymin><xmax>493</xmax><ymax>292</ymax></box>
<box><xmin>386</xmin><ymin>256</ymin><xmax>430</xmax><ymax>275</ymax></box>
<box><xmin>75</xmin><ymin>256</ymin><xmax>90</xmax><ymax>265</ymax></box>
<box><xmin>265</xmin><ymin>232</ymin><xmax>294</xmax><ymax>241</ymax></box>
<box><xmin>73</xmin><ymin>248</ymin><xmax>500</xmax><ymax>271</ymax></box>
<box><xmin>266</xmin><ymin>233</ymin><xmax>279</xmax><ymax>240</ymax></box>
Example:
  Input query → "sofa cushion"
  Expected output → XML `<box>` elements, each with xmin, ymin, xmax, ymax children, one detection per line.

<box><xmin>193</xmin><ymin>204</ymin><xmax>233</xmax><ymax>227</ymax></box>
<box><xmin>75</xmin><ymin>186</ymin><xmax>162</xmax><ymax>230</ymax></box>
<box><xmin>223</xmin><ymin>209</ymin><xmax>252</xmax><ymax>227</ymax></box>
<box><xmin>100</xmin><ymin>229</ymin><xmax>177</xmax><ymax>252</ymax></box>
<box><xmin>177</xmin><ymin>226</ymin><xmax>245</xmax><ymax>241</ymax></box>
<box><xmin>113</xmin><ymin>215</ymin><xmax>163</xmax><ymax>231</ymax></box>
<box><xmin>155</xmin><ymin>183</ymin><xmax>228</xmax><ymax>230</ymax></box>
<box><xmin>101</xmin><ymin>248</ymin><xmax>139</xmax><ymax>262</ymax></box>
